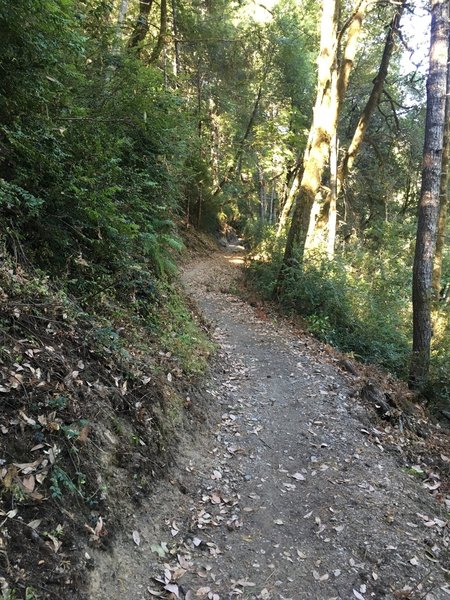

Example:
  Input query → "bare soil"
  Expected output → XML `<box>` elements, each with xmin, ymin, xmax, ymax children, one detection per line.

<box><xmin>90</xmin><ymin>249</ymin><xmax>450</xmax><ymax>600</ymax></box>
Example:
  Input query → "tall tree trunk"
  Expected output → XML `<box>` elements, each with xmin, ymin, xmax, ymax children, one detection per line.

<box><xmin>115</xmin><ymin>0</ymin><xmax>129</xmax><ymax>46</ymax></box>
<box><xmin>150</xmin><ymin>0</ymin><xmax>168</xmax><ymax>63</ymax></box>
<box><xmin>278</xmin><ymin>0</ymin><xmax>367</xmax><ymax>277</ymax></box>
<box><xmin>128</xmin><ymin>0</ymin><xmax>154</xmax><ymax>53</ymax></box>
<box><xmin>410</xmin><ymin>0</ymin><xmax>449</xmax><ymax>389</ymax></box>
<box><xmin>338</xmin><ymin>0</ymin><xmax>406</xmax><ymax>189</ymax></box>
<box><xmin>209</xmin><ymin>99</ymin><xmax>221</xmax><ymax>188</ymax></box>
<box><xmin>106</xmin><ymin>0</ymin><xmax>129</xmax><ymax>80</ymax></box>
<box><xmin>319</xmin><ymin>0</ymin><xmax>405</xmax><ymax>254</ymax></box>
<box><xmin>279</xmin><ymin>0</ymin><xmax>339</xmax><ymax>270</ymax></box>
<box><xmin>171</xmin><ymin>0</ymin><xmax>181</xmax><ymax>78</ymax></box>
<box><xmin>258</xmin><ymin>163</ymin><xmax>266</xmax><ymax>223</ymax></box>
<box><xmin>212</xmin><ymin>83</ymin><xmax>264</xmax><ymax>196</ymax></box>
<box><xmin>432</xmin><ymin>40</ymin><xmax>450</xmax><ymax>296</ymax></box>
<box><xmin>275</xmin><ymin>161</ymin><xmax>301</xmax><ymax>237</ymax></box>
<box><xmin>269</xmin><ymin>182</ymin><xmax>276</xmax><ymax>223</ymax></box>
<box><xmin>327</xmin><ymin>133</ymin><xmax>338</xmax><ymax>257</ymax></box>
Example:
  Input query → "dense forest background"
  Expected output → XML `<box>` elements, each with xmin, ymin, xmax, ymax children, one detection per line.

<box><xmin>0</xmin><ymin>0</ymin><xmax>449</xmax><ymax>410</ymax></box>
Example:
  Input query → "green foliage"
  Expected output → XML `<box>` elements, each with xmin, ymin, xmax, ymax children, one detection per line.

<box><xmin>50</xmin><ymin>466</ymin><xmax>85</xmax><ymax>500</ymax></box>
<box><xmin>151</xmin><ymin>283</ymin><xmax>215</xmax><ymax>377</ymax></box>
<box><xmin>61</xmin><ymin>420</ymin><xmax>89</xmax><ymax>440</ymax></box>
<box><xmin>0</xmin><ymin>0</ymin><xmax>196</xmax><ymax>295</ymax></box>
<box><xmin>25</xmin><ymin>588</ymin><xmax>37</xmax><ymax>600</ymax></box>
<box><xmin>0</xmin><ymin>180</ymin><xmax>43</xmax><ymax>215</ymax></box>
<box><xmin>248</xmin><ymin>222</ymin><xmax>412</xmax><ymax>375</ymax></box>
<box><xmin>429</xmin><ymin>303</ymin><xmax>450</xmax><ymax>408</ymax></box>
<box><xmin>47</xmin><ymin>396</ymin><xmax>68</xmax><ymax>410</ymax></box>
<box><xmin>0</xmin><ymin>589</ymin><xmax>36</xmax><ymax>600</ymax></box>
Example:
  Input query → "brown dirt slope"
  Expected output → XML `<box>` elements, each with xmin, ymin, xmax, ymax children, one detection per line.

<box><xmin>0</xmin><ymin>252</ymin><xmax>211</xmax><ymax>600</ymax></box>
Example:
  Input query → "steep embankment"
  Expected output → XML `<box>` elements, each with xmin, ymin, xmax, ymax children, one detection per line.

<box><xmin>89</xmin><ymin>249</ymin><xmax>450</xmax><ymax>600</ymax></box>
<box><xmin>0</xmin><ymin>247</ymin><xmax>213</xmax><ymax>600</ymax></box>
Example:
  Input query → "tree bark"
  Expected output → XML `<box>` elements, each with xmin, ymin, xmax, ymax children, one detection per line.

<box><xmin>106</xmin><ymin>0</ymin><xmax>129</xmax><ymax>80</ymax></box>
<box><xmin>339</xmin><ymin>0</ymin><xmax>406</xmax><ymax>189</ymax></box>
<box><xmin>278</xmin><ymin>0</ymin><xmax>339</xmax><ymax>271</ymax></box>
<box><xmin>258</xmin><ymin>163</ymin><xmax>266</xmax><ymax>223</ymax></box>
<box><xmin>171</xmin><ymin>0</ymin><xmax>181</xmax><ymax>78</ymax></box>
<box><xmin>327</xmin><ymin>133</ymin><xmax>338</xmax><ymax>257</ymax></box>
<box><xmin>410</xmin><ymin>0</ymin><xmax>449</xmax><ymax>389</ymax></box>
<box><xmin>115</xmin><ymin>0</ymin><xmax>129</xmax><ymax>44</ymax></box>
<box><xmin>432</xmin><ymin>40</ymin><xmax>450</xmax><ymax>296</ymax></box>
<box><xmin>150</xmin><ymin>0</ymin><xmax>168</xmax><ymax>63</ymax></box>
<box><xmin>278</xmin><ymin>0</ymin><xmax>367</xmax><ymax>278</ymax></box>
<box><xmin>128</xmin><ymin>0</ymin><xmax>154</xmax><ymax>54</ymax></box>
<box><xmin>322</xmin><ymin>0</ymin><xmax>405</xmax><ymax>254</ymax></box>
<box><xmin>276</xmin><ymin>166</ymin><xmax>301</xmax><ymax>237</ymax></box>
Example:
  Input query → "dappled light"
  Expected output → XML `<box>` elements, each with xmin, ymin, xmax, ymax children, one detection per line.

<box><xmin>0</xmin><ymin>0</ymin><xmax>449</xmax><ymax>597</ymax></box>
<box><xmin>226</xmin><ymin>255</ymin><xmax>245</xmax><ymax>265</ymax></box>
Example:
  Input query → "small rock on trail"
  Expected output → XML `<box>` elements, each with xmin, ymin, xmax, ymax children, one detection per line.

<box><xmin>90</xmin><ymin>250</ymin><xmax>450</xmax><ymax>600</ymax></box>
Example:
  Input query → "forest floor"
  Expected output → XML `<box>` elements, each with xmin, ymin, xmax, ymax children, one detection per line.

<box><xmin>90</xmin><ymin>246</ymin><xmax>450</xmax><ymax>600</ymax></box>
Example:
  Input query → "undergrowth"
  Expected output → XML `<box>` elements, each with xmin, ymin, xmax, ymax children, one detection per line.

<box><xmin>246</xmin><ymin>223</ymin><xmax>450</xmax><ymax>410</ymax></box>
<box><xmin>248</xmin><ymin>247</ymin><xmax>410</xmax><ymax>375</ymax></box>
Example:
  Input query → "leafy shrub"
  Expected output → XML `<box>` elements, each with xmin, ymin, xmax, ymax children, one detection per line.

<box><xmin>0</xmin><ymin>0</ymin><xmax>197</xmax><ymax>295</ymax></box>
<box><xmin>0</xmin><ymin>179</ymin><xmax>43</xmax><ymax>215</ymax></box>
<box><xmin>247</xmin><ymin>231</ymin><xmax>412</xmax><ymax>376</ymax></box>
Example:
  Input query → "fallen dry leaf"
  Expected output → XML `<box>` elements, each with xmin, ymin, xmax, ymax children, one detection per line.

<box><xmin>147</xmin><ymin>589</ymin><xmax>165</xmax><ymax>598</ymax></box>
<box><xmin>164</xmin><ymin>583</ymin><xmax>179</xmax><ymax>597</ymax></box>
<box><xmin>22</xmin><ymin>474</ymin><xmax>35</xmax><ymax>493</ymax></box>
<box><xmin>27</xmin><ymin>519</ymin><xmax>41</xmax><ymax>530</ymax></box>
<box><xmin>132</xmin><ymin>530</ymin><xmax>140</xmax><ymax>546</ymax></box>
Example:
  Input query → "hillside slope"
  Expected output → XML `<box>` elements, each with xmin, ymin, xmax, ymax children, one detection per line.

<box><xmin>0</xmin><ymin>243</ymin><xmax>213</xmax><ymax>599</ymax></box>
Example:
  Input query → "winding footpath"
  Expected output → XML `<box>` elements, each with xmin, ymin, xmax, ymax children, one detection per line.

<box><xmin>91</xmin><ymin>249</ymin><xmax>450</xmax><ymax>600</ymax></box>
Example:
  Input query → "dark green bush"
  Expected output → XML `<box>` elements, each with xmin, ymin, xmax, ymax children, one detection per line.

<box><xmin>0</xmin><ymin>0</ymin><xmax>196</xmax><ymax>296</ymax></box>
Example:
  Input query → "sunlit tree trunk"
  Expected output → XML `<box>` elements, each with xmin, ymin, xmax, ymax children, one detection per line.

<box><xmin>115</xmin><ymin>0</ymin><xmax>129</xmax><ymax>43</ymax></box>
<box><xmin>278</xmin><ymin>0</ymin><xmax>339</xmax><ymax>271</ymax></box>
<box><xmin>209</xmin><ymin>99</ymin><xmax>221</xmax><ymax>188</ymax></box>
<box><xmin>276</xmin><ymin>169</ymin><xmax>300</xmax><ymax>237</ymax></box>
<box><xmin>278</xmin><ymin>0</ymin><xmax>367</xmax><ymax>279</ymax></box>
<box><xmin>269</xmin><ymin>183</ymin><xmax>276</xmax><ymax>223</ymax></box>
<box><xmin>171</xmin><ymin>0</ymin><xmax>181</xmax><ymax>78</ymax></box>
<box><xmin>432</xmin><ymin>41</ymin><xmax>450</xmax><ymax>296</ymax></box>
<box><xmin>105</xmin><ymin>0</ymin><xmax>129</xmax><ymax>81</ymax></box>
<box><xmin>323</xmin><ymin>0</ymin><xmax>405</xmax><ymax>255</ymax></box>
<box><xmin>327</xmin><ymin>133</ymin><xmax>338</xmax><ymax>257</ymax></box>
<box><xmin>257</xmin><ymin>163</ymin><xmax>266</xmax><ymax>223</ymax></box>
<box><xmin>410</xmin><ymin>0</ymin><xmax>449</xmax><ymax>389</ymax></box>
<box><xmin>339</xmin><ymin>1</ymin><xmax>405</xmax><ymax>193</ymax></box>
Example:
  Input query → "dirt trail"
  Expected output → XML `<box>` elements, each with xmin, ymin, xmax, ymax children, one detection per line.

<box><xmin>90</xmin><ymin>250</ymin><xmax>450</xmax><ymax>600</ymax></box>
